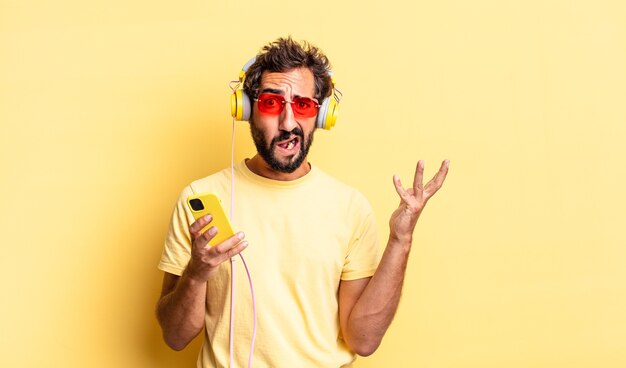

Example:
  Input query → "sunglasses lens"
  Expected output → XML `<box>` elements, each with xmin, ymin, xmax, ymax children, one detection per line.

<box><xmin>257</xmin><ymin>94</ymin><xmax>284</xmax><ymax>115</ymax></box>
<box><xmin>292</xmin><ymin>97</ymin><xmax>319</xmax><ymax>118</ymax></box>
<box><xmin>256</xmin><ymin>93</ymin><xmax>319</xmax><ymax>117</ymax></box>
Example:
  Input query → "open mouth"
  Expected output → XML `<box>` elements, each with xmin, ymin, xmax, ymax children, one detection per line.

<box><xmin>276</xmin><ymin>136</ymin><xmax>300</xmax><ymax>151</ymax></box>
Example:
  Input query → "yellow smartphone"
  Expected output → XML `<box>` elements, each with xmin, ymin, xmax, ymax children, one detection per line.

<box><xmin>187</xmin><ymin>193</ymin><xmax>235</xmax><ymax>246</ymax></box>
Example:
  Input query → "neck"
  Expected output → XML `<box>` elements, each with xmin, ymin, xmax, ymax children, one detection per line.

<box><xmin>245</xmin><ymin>155</ymin><xmax>311</xmax><ymax>181</ymax></box>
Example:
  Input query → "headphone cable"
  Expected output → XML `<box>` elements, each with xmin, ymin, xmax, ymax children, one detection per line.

<box><xmin>229</xmin><ymin>117</ymin><xmax>257</xmax><ymax>368</ymax></box>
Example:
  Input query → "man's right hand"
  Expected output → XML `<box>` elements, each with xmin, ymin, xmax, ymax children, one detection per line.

<box><xmin>186</xmin><ymin>214</ymin><xmax>248</xmax><ymax>282</ymax></box>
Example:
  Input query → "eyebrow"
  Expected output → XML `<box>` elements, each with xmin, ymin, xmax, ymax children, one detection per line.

<box><xmin>258</xmin><ymin>88</ymin><xmax>317</xmax><ymax>102</ymax></box>
<box><xmin>259</xmin><ymin>88</ymin><xmax>284</xmax><ymax>95</ymax></box>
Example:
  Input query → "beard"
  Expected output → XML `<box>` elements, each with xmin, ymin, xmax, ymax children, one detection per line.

<box><xmin>249</xmin><ymin>118</ymin><xmax>315</xmax><ymax>174</ymax></box>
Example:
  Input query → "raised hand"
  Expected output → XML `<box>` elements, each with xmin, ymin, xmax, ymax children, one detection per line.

<box><xmin>389</xmin><ymin>160</ymin><xmax>449</xmax><ymax>242</ymax></box>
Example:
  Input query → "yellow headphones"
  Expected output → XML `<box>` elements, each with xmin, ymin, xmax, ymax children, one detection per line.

<box><xmin>230</xmin><ymin>57</ymin><xmax>341</xmax><ymax>130</ymax></box>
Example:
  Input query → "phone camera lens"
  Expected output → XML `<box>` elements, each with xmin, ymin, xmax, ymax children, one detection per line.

<box><xmin>189</xmin><ymin>198</ymin><xmax>204</xmax><ymax>211</ymax></box>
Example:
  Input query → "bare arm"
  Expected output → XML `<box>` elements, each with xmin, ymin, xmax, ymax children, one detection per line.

<box><xmin>156</xmin><ymin>214</ymin><xmax>248</xmax><ymax>350</ymax></box>
<box><xmin>156</xmin><ymin>272</ymin><xmax>207</xmax><ymax>350</ymax></box>
<box><xmin>339</xmin><ymin>160</ymin><xmax>449</xmax><ymax>356</ymax></box>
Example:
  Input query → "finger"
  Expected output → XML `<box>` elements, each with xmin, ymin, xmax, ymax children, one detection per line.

<box><xmin>189</xmin><ymin>214</ymin><xmax>213</xmax><ymax>239</ymax></box>
<box><xmin>412</xmin><ymin>160</ymin><xmax>424</xmax><ymax>192</ymax></box>
<box><xmin>393</xmin><ymin>175</ymin><xmax>406</xmax><ymax>197</ymax></box>
<box><xmin>224</xmin><ymin>240</ymin><xmax>249</xmax><ymax>259</ymax></box>
<box><xmin>201</xmin><ymin>239</ymin><xmax>249</xmax><ymax>269</ymax></box>
<box><xmin>393</xmin><ymin>175</ymin><xmax>412</xmax><ymax>204</ymax></box>
<box><xmin>210</xmin><ymin>233</ymin><xmax>248</xmax><ymax>263</ymax></box>
<box><xmin>198</xmin><ymin>226</ymin><xmax>219</xmax><ymax>246</ymax></box>
<box><xmin>213</xmin><ymin>232</ymin><xmax>246</xmax><ymax>256</ymax></box>
<box><xmin>189</xmin><ymin>226</ymin><xmax>218</xmax><ymax>252</ymax></box>
<box><xmin>425</xmin><ymin>159</ymin><xmax>450</xmax><ymax>195</ymax></box>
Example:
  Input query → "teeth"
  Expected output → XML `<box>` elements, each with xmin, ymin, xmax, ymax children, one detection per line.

<box><xmin>286</xmin><ymin>140</ymin><xmax>295</xmax><ymax>149</ymax></box>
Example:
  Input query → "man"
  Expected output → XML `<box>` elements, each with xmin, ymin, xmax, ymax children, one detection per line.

<box><xmin>156</xmin><ymin>37</ymin><xmax>449</xmax><ymax>367</ymax></box>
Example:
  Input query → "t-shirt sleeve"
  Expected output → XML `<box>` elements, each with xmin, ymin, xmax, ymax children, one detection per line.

<box><xmin>158</xmin><ymin>187</ymin><xmax>195</xmax><ymax>276</ymax></box>
<box><xmin>341</xmin><ymin>194</ymin><xmax>382</xmax><ymax>281</ymax></box>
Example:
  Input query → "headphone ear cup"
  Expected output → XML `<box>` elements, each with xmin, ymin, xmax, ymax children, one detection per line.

<box><xmin>316</xmin><ymin>96</ymin><xmax>339</xmax><ymax>130</ymax></box>
<box><xmin>231</xmin><ymin>89</ymin><xmax>251</xmax><ymax>121</ymax></box>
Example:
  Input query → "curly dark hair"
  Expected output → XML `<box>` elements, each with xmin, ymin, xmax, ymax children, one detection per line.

<box><xmin>243</xmin><ymin>37</ymin><xmax>333</xmax><ymax>101</ymax></box>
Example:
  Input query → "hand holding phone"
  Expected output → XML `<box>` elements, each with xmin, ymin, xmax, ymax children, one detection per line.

<box><xmin>187</xmin><ymin>193</ymin><xmax>235</xmax><ymax>247</ymax></box>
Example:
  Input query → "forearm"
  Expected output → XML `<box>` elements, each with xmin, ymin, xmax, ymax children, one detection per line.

<box><xmin>343</xmin><ymin>160</ymin><xmax>448</xmax><ymax>355</ymax></box>
<box><xmin>345</xmin><ymin>236</ymin><xmax>411</xmax><ymax>356</ymax></box>
<box><xmin>156</xmin><ymin>271</ymin><xmax>208</xmax><ymax>350</ymax></box>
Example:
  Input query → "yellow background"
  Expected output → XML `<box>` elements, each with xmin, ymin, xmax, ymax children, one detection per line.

<box><xmin>2</xmin><ymin>0</ymin><xmax>625</xmax><ymax>367</ymax></box>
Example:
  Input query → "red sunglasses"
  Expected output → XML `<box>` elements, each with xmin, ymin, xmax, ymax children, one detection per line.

<box><xmin>254</xmin><ymin>93</ymin><xmax>320</xmax><ymax>118</ymax></box>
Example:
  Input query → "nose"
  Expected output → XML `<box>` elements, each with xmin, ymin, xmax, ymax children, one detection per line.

<box><xmin>279</xmin><ymin>102</ymin><xmax>298</xmax><ymax>132</ymax></box>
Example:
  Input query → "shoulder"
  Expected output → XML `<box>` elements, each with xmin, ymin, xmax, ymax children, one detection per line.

<box><xmin>186</xmin><ymin>167</ymin><xmax>232</xmax><ymax>195</ymax></box>
<box><xmin>171</xmin><ymin>167</ymin><xmax>232</xmax><ymax>205</ymax></box>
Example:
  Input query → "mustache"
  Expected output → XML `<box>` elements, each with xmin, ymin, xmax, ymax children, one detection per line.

<box><xmin>274</xmin><ymin>128</ymin><xmax>304</xmax><ymax>142</ymax></box>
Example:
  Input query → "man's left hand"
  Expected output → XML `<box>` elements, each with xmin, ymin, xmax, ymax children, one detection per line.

<box><xmin>389</xmin><ymin>160</ymin><xmax>450</xmax><ymax>242</ymax></box>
